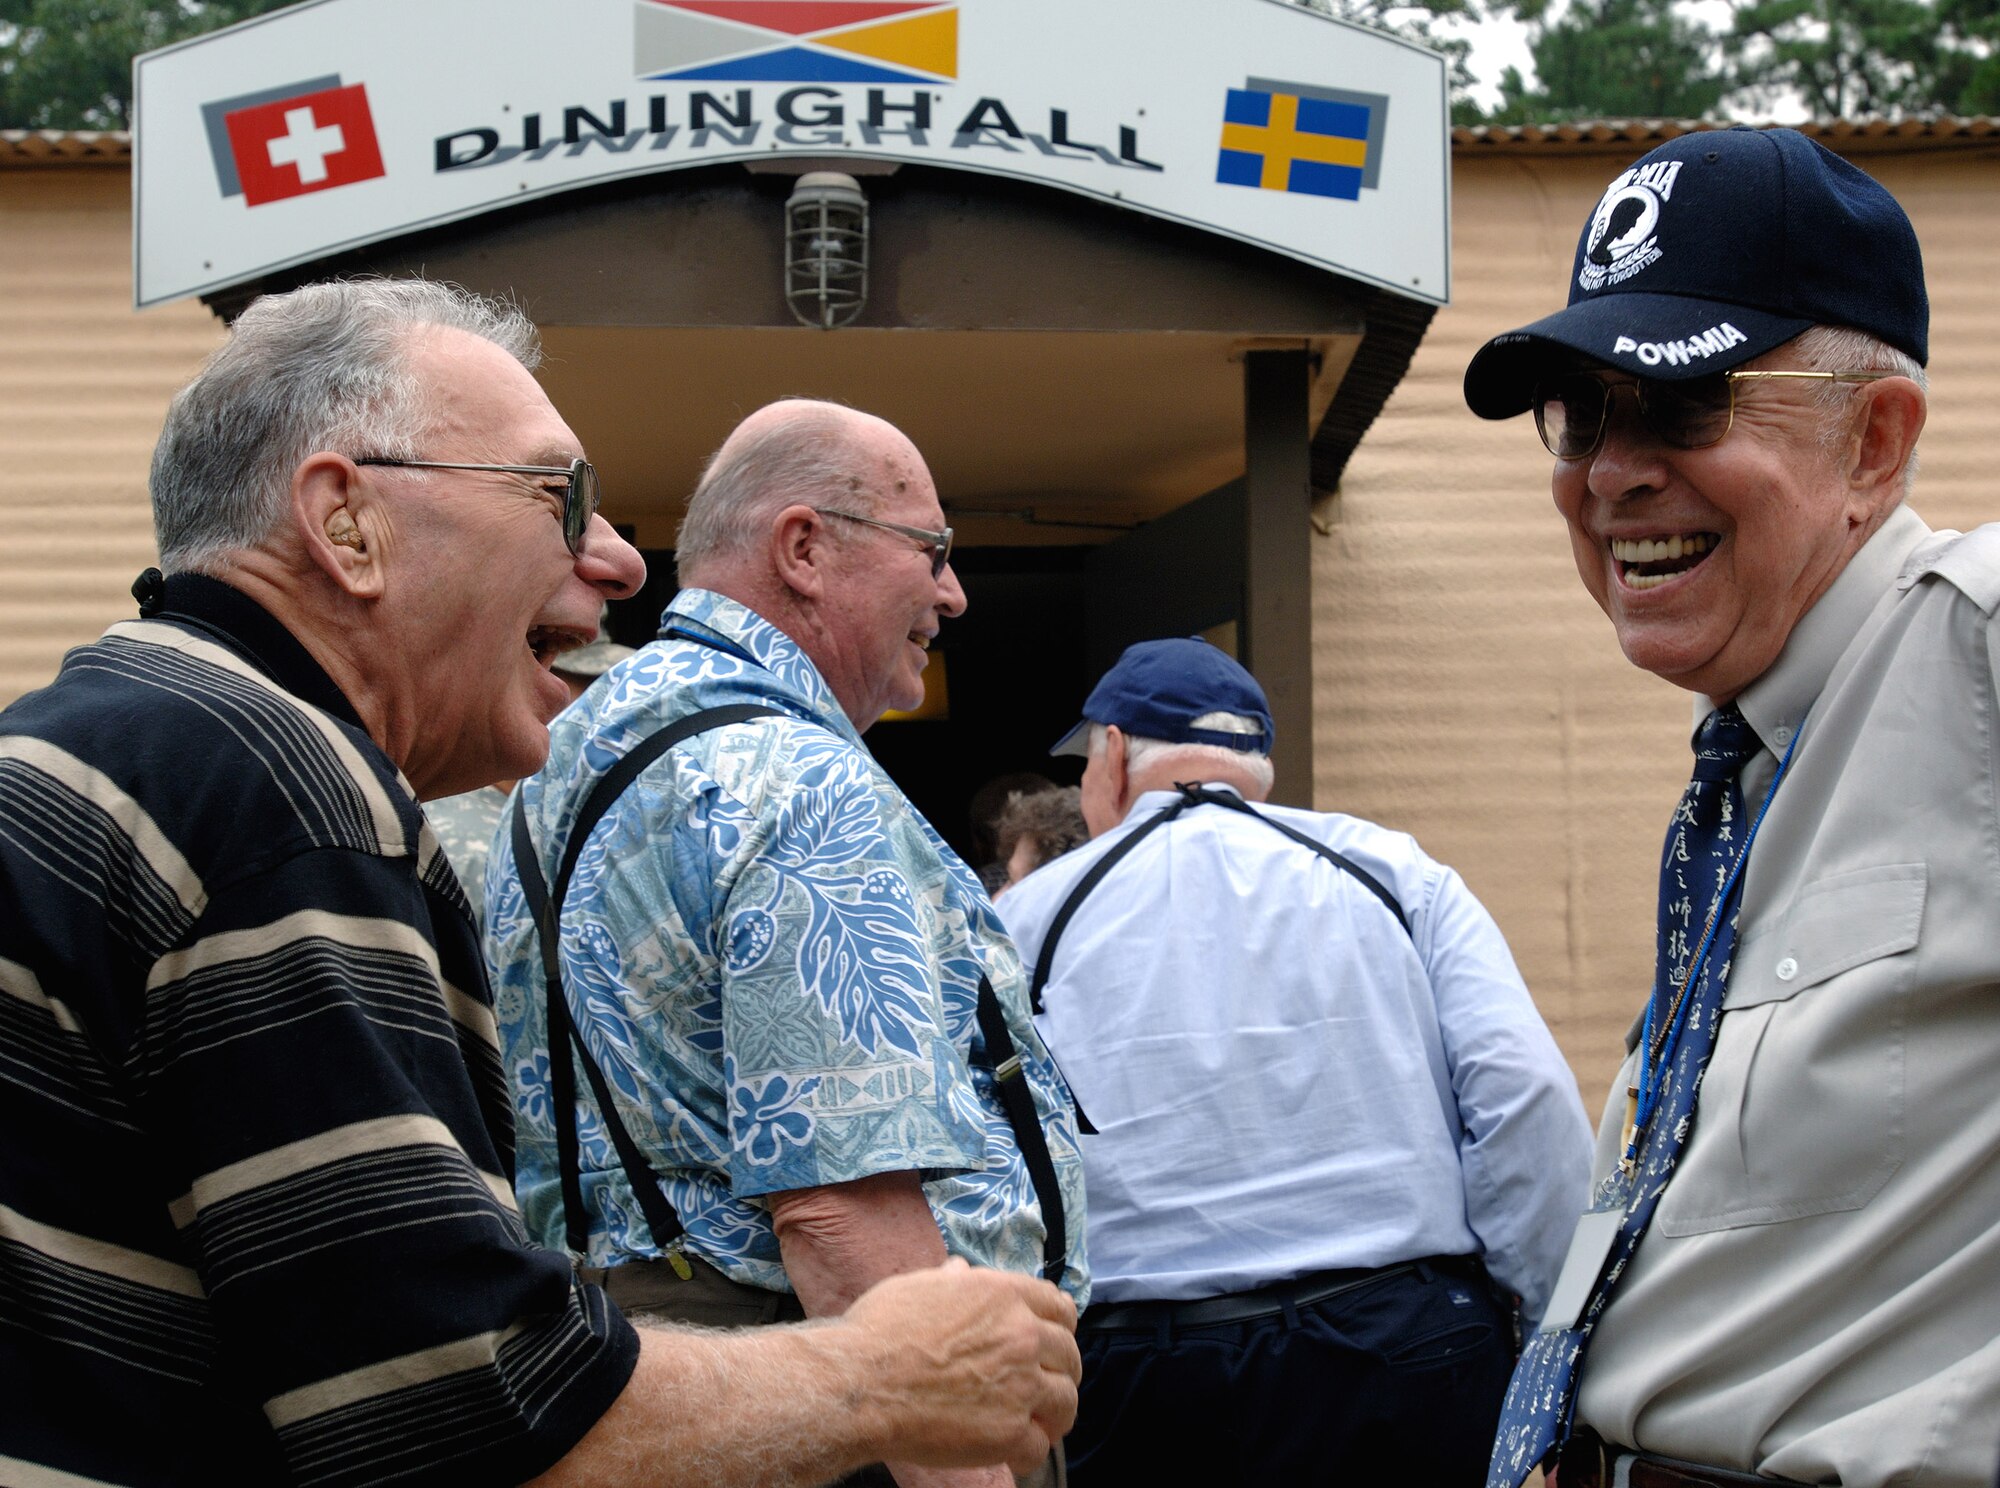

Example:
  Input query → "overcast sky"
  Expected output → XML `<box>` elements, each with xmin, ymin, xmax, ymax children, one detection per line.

<box><xmin>1448</xmin><ymin>9</ymin><xmax>1536</xmax><ymax>111</ymax></box>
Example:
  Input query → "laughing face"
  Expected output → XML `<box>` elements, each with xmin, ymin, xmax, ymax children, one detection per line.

<box><xmin>1550</xmin><ymin>348</ymin><xmax>1887</xmax><ymax>702</ymax></box>
<box><xmin>373</xmin><ymin>328</ymin><xmax>644</xmax><ymax>796</ymax></box>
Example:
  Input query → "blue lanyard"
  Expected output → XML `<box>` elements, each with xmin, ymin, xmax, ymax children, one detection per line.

<box><xmin>1621</xmin><ymin>720</ymin><xmax>1804</xmax><ymax>1172</ymax></box>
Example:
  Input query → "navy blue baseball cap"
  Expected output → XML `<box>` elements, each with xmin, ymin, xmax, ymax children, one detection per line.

<box><xmin>1050</xmin><ymin>638</ymin><xmax>1274</xmax><ymax>757</ymax></box>
<box><xmin>1464</xmin><ymin>127</ymin><xmax>1928</xmax><ymax>419</ymax></box>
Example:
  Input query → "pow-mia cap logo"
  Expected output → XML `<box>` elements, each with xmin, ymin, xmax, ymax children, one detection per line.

<box><xmin>1463</xmin><ymin>127</ymin><xmax>1929</xmax><ymax>420</ymax></box>
<box><xmin>1577</xmin><ymin>159</ymin><xmax>1678</xmax><ymax>291</ymax></box>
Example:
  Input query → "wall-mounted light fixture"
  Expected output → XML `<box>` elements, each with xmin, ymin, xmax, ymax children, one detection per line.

<box><xmin>784</xmin><ymin>171</ymin><xmax>868</xmax><ymax>329</ymax></box>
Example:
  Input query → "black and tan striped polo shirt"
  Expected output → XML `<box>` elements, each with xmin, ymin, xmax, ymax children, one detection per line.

<box><xmin>0</xmin><ymin>575</ymin><xmax>637</xmax><ymax>1486</ymax></box>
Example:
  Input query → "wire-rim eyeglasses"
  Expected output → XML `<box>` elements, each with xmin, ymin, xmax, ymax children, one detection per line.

<box><xmin>1532</xmin><ymin>369</ymin><xmax>1895</xmax><ymax>461</ymax></box>
<box><xmin>814</xmin><ymin>507</ymin><xmax>955</xmax><ymax>579</ymax></box>
<box><xmin>354</xmin><ymin>456</ymin><xmax>602</xmax><ymax>554</ymax></box>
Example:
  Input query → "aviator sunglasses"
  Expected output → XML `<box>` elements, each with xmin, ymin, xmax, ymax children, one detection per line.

<box><xmin>1532</xmin><ymin>369</ymin><xmax>1894</xmax><ymax>460</ymax></box>
<box><xmin>355</xmin><ymin>456</ymin><xmax>602</xmax><ymax>554</ymax></box>
<box><xmin>814</xmin><ymin>507</ymin><xmax>955</xmax><ymax>579</ymax></box>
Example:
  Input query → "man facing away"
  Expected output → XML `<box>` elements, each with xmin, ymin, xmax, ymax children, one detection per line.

<box><xmin>1465</xmin><ymin>126</ymin><xmax>2000</xmax><ymax>1487</ymax></box>
<box><xmin>486</xmin><ymin>399</ymin><xmax>1088</xmax><ymax>1488</ymax></box>
<box><xmin>0</xmin><ymin>279</ymin><xmax>1079</xmax><ymax>1488</ymax></box>
<box><xmin>997</xmin><ymin>637</ymin><xmax>1591</xmax><ymax>1484</ymax></box>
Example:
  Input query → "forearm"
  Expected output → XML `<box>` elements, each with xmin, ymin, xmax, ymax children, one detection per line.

<box><xmin>529</xmin><ymin>1260</ymin><xmax>1081</xmax><ymax>1488</ymax></box>
<box><xmin>775</xmin><ymin>1174</ymin><xmax>1014</xmax><ymax>1488</ymax></box>
<box><xmin>529</xmin><ymin>1319</ymin><xmax>897</xmax><ymax>1488</ymax></box>
<box><xmin>776</xmin><ymin>1171</ymin><xmax>951</xmax><ymax>1318</ymax></box>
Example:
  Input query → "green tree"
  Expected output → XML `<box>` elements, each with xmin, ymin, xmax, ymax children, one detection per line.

<box><xmin>1481</xmin><ymin>0</ymin><xmax>1728</xmax><ymax>121</ymax></box>
<box><xmin>1929</xmin><ymin>0</ymin><xmax>2000</xmax><ymax>109</ymax></box>
<box><xmin>1723</xmin><ymin>0</ymin><xmax>1943</xmax><ymax>117</ymax></box>
<box><xmin>0</xmin><ymin>0</ymin><xmax>296</xmax><ymax>130</ymax></box>
<box><xmin>1294</xmin><ymin>0</ymin><xmax>1485</xmax><ymax>114</ymax></box>
<box><xmin>1458</xmin><ymin>0</ymin><xmax>2000</xmax><ymax>125</ymax></box>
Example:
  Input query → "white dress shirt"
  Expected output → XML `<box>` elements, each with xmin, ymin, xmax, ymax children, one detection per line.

<box><xmin>999</xmin><ymin>787</ymin><xmax>1590</xmax><ymax>1324</ymax></box>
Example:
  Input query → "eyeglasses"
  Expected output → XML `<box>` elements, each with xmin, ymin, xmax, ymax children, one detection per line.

<box><xmin>814</xmin><ymin>507</ymin><xmax>954</xmax><ymax>579</ymax></box>
<box><xmin>354</xmin><ymin>456</ymin><xmax>602</xmax><ymax>554</ymax></box>
<box><xmin>1532</xmin><ymin>369</ymin><xmax>1895</xmax><ymax>460</ymax></box>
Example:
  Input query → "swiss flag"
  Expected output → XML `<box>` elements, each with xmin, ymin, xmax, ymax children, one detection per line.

<box><xmin>224</xmin><ymin>83</ymin><xmax>385</xmax><ymax>207</ymax></box>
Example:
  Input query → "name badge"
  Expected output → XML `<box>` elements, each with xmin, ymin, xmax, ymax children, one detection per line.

<box><xmin>1540</xmin><ymin>1208</ymin><xmax>1625</xmax><ymax>1333</ymax></box>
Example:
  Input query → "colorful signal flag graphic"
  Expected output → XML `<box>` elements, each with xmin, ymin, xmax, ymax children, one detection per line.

<box><xmin>1216</xmin><ymin>78</ymin><xmax>1388</xmax><ymax>201</ymax></box>
<box><xmin>634</xmin><ymin>1</ymin><xmax>957</xmax><ymax>84</ymax></box>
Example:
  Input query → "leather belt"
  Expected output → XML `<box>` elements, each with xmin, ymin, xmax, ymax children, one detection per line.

<box><xmin>1558</xmin><ymin>1430</ymin><xmax>1810</xmax><ymax>1488</ymax></box>
<box><xmin>1080</xmin><ymin>1256</ymin><xmax>1474</xmax><ymax>1333</ymax></box>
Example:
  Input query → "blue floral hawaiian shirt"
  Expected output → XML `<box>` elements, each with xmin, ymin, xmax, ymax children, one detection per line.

<box><xmin>488</xmin><ymin>588</ymin><xmax>1088</xmax><ymax>1301</ymax></box>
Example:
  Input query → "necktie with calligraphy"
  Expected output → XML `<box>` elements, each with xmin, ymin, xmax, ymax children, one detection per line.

<box><xmin>1485</xmin><ymin>704</ymin><xmax>1764</xmax><ymax>1488</ymax></box>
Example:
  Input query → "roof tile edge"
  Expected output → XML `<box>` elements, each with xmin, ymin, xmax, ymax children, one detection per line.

<box><xmin>1451</xmin><ymin>116</ymin><xmax>2000</xmax><ymax>154</ymax></box>
<box><xmin>0</xmin><ymin>129</ymin><xmax>134</xmax><ymax>167</ymax></box>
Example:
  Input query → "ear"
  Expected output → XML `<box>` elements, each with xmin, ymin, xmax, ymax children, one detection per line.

<box><xmin>1103</xmin><ymin>725</ymin><xmax>1132</xmax><ymax>817</ymax></box>
<box><xmin>770</xmin><ymin>503</ymin><xmax>830</xmax><ymax>601</ymax></box>
<box><xmin>1843</xmin><ymin>376</ymin><xmax>1926</xmax><ymax>523</ymax></box>
<box><xmin>293</xmin><ymin>453</ymin><xmax>386</xmax><ymax>600</ymax></box>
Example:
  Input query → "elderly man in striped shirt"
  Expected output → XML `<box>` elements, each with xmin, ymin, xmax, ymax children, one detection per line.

<box><xmin>0</xmin><ymin>277</ymin><xmax>1078</xmax><ymax>1488</ymax></box>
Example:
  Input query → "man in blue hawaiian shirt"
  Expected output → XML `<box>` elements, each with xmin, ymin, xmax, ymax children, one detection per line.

<box><xmin>488</xmin><ymin>398</ymin><xmax>1087</xmax><ymax>1488</ymax></box>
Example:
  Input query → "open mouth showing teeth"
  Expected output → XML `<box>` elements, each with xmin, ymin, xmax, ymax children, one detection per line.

<box><xmin>1612</xmin><ymin>533</ymin><xmax>1717</xmax><ymax>591</ymax></box>
<box><xmin>526</xmin><ymin>626</ymin><xmax>586</xmax><ymax>667</ymax></box>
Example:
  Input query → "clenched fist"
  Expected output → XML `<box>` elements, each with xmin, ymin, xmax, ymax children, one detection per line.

<box><xmin>840</xmin><ymin>1258</ymin><xmax>1081</xmax><ymax>1476</ymax></box>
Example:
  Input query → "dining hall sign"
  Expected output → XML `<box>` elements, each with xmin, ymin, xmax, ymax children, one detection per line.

<box><xmin>133</xmin><ymin>0</ymin><xmax>1450</xmax><ymax>308</ymax></box>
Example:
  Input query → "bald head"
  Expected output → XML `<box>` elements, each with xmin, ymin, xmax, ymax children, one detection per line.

<box><xmin>675</xmin><ymin>399</ymin><xmax>919</xmax><ymax>585</ymax></box>
<box><xmin>671</xmin><ymin>397</ymin><xmax>962</xmax><ymax>732</ymax></box>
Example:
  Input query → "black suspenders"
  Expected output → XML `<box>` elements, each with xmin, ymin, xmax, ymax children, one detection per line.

<box><xmin>1026</xmin><ymin>782</ymin><xmax>1411</xmax><ymax>1021</ymax></box>
<box><xmin>511</xmin><ymin>703</ymin><xmax>777</xmax><ymax>1272</ymax></box>
<box><xmin>510</xmin><ymin>702</ymin><xmax>1072</xmax><ymax>1284</ymax></box>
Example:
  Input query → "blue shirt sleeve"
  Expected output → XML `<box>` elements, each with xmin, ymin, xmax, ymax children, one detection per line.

<box><xmin>1418</xmin><ymin>861</ymin><xmax>1594</xmax><ymax>1330</ymax></box>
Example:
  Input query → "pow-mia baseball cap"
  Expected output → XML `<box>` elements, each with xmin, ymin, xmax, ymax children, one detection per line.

<box><xmin>1050</xmin><ymin>638</ymin><xmax>1274</xmax><ymax>757</ymax></box>
<box><xmin>1463</xmin><ymin>127</ymin><xmax>1928</xmax><ymax>419</ymax></box>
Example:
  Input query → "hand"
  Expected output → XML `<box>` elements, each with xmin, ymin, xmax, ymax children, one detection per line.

<box><xmin>839</xmin><ymin>1258</ymin><xmax>1080</xmax><ymax>1476</ymax></box>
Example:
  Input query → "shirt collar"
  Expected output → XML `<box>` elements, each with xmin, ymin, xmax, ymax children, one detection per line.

<box><xmin>660</xmin><ymin>587</ymin><xmax>859</xmax><ymax>742</ymax></box>
<box><xmin>1706</xmin><ymin>503</ymin><xmax>1931</xmax><ymax>752</ymax></box>
<box><xmin>1120</xmin><ymin>781</ymin><xmax>1247</xmax><ymax>828</ymax></box>
<box><xmin>150</xmin><ymin>572</ymin><xmax>365</xmax><ymax>729</ymax></box>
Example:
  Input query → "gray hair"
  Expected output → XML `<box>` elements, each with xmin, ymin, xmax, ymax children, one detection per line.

<box><xmin>1789</xmin><ymin>325</ymin><xmax>1926</xmax><ymax>494</ymax></box>
<box><xmin>151</xmin><ymin>278</ymin><xmax>540</xmax><ymax>573</ymax></box>
<box><xmin>1089</xmin><ymin>717</ymin><xmax>1277</xmax><ymax>797</ymax></box>
<box><xmin>674</xmin><ymin>400</ymin><xmax>875</xmax><ymax>578</ymax></box>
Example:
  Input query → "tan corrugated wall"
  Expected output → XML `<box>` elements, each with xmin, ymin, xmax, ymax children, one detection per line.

<box><xmin>1320</xmin><ymin>143</ymin><xmax>2000</xmax><ymax>1104</ymax></box>
<box><xmin>0</xmin><ymin>166</ymin><xmax>222</xmax><ymax>703</ymax></box>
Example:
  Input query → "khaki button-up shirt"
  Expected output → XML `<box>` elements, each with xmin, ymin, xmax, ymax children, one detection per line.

<box><xmin>1576</xmin><ymin>504</ymin><xmax>2000</xmax><ymax>1486</ymax></box>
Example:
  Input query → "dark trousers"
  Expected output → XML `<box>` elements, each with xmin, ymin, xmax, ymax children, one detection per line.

<box><xmin>1068</xmin><ymin>1257</ymin><xmax>1514</xmax><ymax>1486</ymax></box>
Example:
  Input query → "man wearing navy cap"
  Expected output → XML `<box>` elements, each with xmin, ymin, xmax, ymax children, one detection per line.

<box><xmin>998</xmin><ymin>637</ymin><xmax>1590</xmax><ymax>1484</ymax></box>
<box><xmin>1467</xmin><ymin>127</ymin><xmax>2000</xmax><ymax>1488</ymax></box>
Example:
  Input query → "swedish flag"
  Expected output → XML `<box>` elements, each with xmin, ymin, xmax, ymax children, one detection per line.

<box><xmin>1217</xmin><ymin>83</ymin><xmax>1378</xmax><ymax>201</ymax></box>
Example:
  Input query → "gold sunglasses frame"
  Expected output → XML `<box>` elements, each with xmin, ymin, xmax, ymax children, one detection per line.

<box><xmin>1535</xmin><ymin>369</ymin><xmax>1895</xmax><ymax>460</ymax></box>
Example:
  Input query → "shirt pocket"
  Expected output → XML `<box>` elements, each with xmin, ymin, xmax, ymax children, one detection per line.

<box><xmin>1656</xmin><ymin>862</ymin><xmax>1925</xmax><ymax>1236</ymax></box>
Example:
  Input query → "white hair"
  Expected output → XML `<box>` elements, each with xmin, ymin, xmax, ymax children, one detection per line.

<box><xmin>150</xmin><ymin>278</ymin><xmax>540</xmax><ymax>574</ymax></box>
<box><xmin>674</xmin><ymin>400</ymin><xmax>876</xmax><ymax>579</ymax></box>
<box><xmin>1788</xmin><ymin>324</ymin><xmax>1925</xmax><ymax>494</ymax></box>
<box><xmin>1089</xmin><ymin>716</ymin><xmax>1276</xmax><ymax>796</ymax></box>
